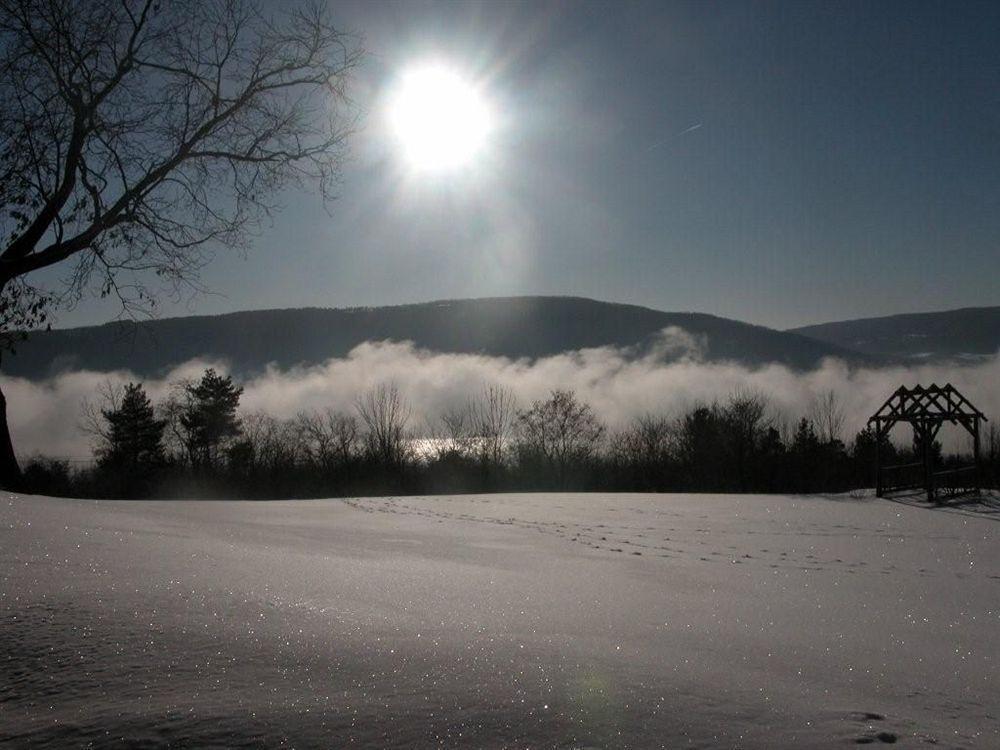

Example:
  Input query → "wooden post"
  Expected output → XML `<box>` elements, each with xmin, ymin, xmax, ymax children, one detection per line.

<box><xmin>973</xmin><ymin>416</ymin><xmax>981</xmax><ymax>496</ymax></box>
<box><xmin>874</xmin><ymin>422</ymin><xmax>883</xmax><ymax>497</ymax></box>
<box><xmin>918</xmin><ymin>422</ymin><xmax>933</xmax><ymax>503</ymax></box>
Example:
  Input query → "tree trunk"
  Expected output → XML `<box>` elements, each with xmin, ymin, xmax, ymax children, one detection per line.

<box><xmin>0</xmin><ymin>380</ymin><xmax>23</xmax><ymax>490</ymax></box>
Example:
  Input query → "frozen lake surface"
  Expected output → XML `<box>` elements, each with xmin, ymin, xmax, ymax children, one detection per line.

<box><xmin>2</xmin><ymin>491</ymin><xmax>999</xmax><ymax>748</ymax></box>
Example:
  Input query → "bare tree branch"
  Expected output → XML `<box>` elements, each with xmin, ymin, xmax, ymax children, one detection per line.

<box><xmin>0</xmin><ymin>0</ymin><xmax>362</xmax><ymax>324</ymax></box>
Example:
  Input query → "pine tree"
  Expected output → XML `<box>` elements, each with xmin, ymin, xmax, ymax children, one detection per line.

<box><xmin>791</xmin><ymin>418</ymin><xmax>820</xmax><ymax>454</ymax></box>
<box><xmin>676</xmin><ymin>405</ymin><xmax>725</xmax><ymax>490</ymax></box>
<box><xmin>98</xmin><ymin>383</ymin><xmax>166</xmax><ymax>471</ymax></box>
<box><xmin>789</xmin><ymin>418</ymin><xmax>821</xmax><ymax>491</ymax></box>
<box><xmin>852</xmin><ymin>425</ymin><xmax>897</xmax><ymax>488</ymax></box>
<box><xmin>852</xmin><ymin>425</ymin><xmax>896</xmax><ymax>464</ymax></box>
<box><xmin>180</xmin><ymin>369</ymin><xmax>243</xmax><ymax>469</ymax></box>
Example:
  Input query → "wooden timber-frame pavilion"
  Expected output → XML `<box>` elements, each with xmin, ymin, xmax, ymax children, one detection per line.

<box><xmin>868</xmin><ymin>384</ymin><xmax>987</xmax><ymax>502</ymax></box>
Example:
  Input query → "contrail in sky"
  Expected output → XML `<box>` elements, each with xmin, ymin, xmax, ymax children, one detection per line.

<box><xmin>648</xmin><ymin>123</ymin><xmax>702</xmax><ymax>151</ymax></box>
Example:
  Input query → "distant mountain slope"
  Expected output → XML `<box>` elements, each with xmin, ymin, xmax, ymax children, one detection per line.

<box><xmin>789</xmin><ymin>306</ymin><xmax>1000</xmax><ymax>362</ymax></box>
<box><xmin>2</xmin><ymin>297</ymin><xmax>873</xmax><ymax>379</ymax></box>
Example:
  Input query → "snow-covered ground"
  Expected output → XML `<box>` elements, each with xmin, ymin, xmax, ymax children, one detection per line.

<box><xmin>2</xmin><ymin>491</ymin><xmax>998</xmax><ymax>748</ymax></box>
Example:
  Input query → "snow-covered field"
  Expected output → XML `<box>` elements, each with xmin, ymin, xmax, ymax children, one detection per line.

<box><xmin>2</xmin><ymin>492</ymin><xmax>998</xmax><ymax>749</ymax></box>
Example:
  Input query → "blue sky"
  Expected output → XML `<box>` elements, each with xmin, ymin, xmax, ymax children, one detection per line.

<box><xmin>38</xmin><ymin>0</ymin><xmax>1000</xmax><ymax>330</ymax></box>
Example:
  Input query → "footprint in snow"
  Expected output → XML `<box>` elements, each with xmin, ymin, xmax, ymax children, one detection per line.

<box><xmin>854</xmin><ymin>732</ymin><xmax>897</xmax><ymax>744</ymax></box>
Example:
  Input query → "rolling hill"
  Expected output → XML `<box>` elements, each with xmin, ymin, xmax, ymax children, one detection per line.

<box><xmin>1</xmin><ymin>297</ymin><xmax>874</xmax><ymax>379</ymax></box>
<box><xmin>789</xmin><ymin>306</ymin><xmax>1000</xmax><ymax>362</ymax></box>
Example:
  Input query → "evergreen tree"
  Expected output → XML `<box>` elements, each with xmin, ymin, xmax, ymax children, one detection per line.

<box><xmin>791</xmin><ymin>418</ymin><xmax>820</xmax><ymax>453</ymax></box>
<box><xmin>676</xmin><ymin>405</ymin><xmax>725</xmax><ymax>490</ymax></box>
<box><xmin>852</xmin><ymin>425</ymin><xmax>896</xmax><ymax>484</ymax></box>
<box><xmin>97</xmin><ymin>383</ymin><xmax>166</xmax><ymax>471</ymax></box>
<box><xmin>756</xmin><ymin>426</ymin><xmax>787</xmax><ymax>491</ymax></box>
<box><xmin>790</xmin><ymin>418</ymin><xmax>821</xmax><ymax>491</ymax></box>
<box><xmin>180</xmin><ymin>369</ymin><xmax>243</xmax><ymax>469</ymax></box>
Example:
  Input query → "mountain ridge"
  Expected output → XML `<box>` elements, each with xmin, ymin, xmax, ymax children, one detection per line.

<box><xmin>1</xmin><ymin>296</ymin><xmax>876</xmax><ymax>379</ymax></box>
<box><xmin>788</xmin><ymin>305</ymin><xmax>1000</xmax><ymax>361</ymax></box>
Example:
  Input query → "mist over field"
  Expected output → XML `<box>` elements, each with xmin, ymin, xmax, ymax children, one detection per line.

<box><xmin>6</xmin><ymin>328</ymin><xmax>998</xmax><ymax>461</ymax></box>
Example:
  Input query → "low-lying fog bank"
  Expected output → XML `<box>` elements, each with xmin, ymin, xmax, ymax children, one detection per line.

<box><xmin>3</xmin><ymin>336</ymin><xmax>999</xmax><ymax>461</ymax></box>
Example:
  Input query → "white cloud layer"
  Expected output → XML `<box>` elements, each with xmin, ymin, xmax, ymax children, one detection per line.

<box><xmin>3</xmin><ymin>329</ymin><xmax>998</xmax><ymax>462</ymax></box>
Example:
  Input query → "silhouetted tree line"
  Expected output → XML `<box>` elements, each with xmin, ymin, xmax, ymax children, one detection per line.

<box><xmin>21</xmin><ymin>370</ymin><xmax>999</xmax><ymax>499</ymax></box>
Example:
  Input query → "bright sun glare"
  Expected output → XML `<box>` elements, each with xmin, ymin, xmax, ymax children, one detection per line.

<box><xmin>388</xmin><ymin>64</ymin><xmax>493</xmax><ymax>172</ymax></box>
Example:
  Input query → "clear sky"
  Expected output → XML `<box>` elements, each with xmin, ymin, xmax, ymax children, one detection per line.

<box><xmin>36</xmin><ymin>0</ymin><xmax>1000</xmax><ymax>330</ymax></box>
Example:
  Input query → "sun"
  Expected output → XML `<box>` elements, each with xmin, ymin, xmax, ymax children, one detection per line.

<box><xmin>388</xmin><ymin>63</ymin><xmax>493</xmax><ymax>172</ymax></box>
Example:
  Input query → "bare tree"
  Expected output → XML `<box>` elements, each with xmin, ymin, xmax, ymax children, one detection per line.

<box><xmin>428</xmin><ymin>406</ymin><xmax>471</xmax><ymax>460</ymax></box>
<box><xmin>233</xmin><ymin>412</ymin><xmax>302</xmax><ymax>474</ymax></box>
<box><xmin>328</xmin><ymin>411</ymin><xmax>361</xmax><ymax>466</ymax></box>
<box><xmin>517</xmin><ymin>389</ymin><xmax>605</xmax><ymax>486</ymax></box>
<box><xmin>610</xmin><ymin>413</ymin><xmax>675</xmax><ymax>490</ymax></box>
<box><xmin>724</xmin><ymin>388</ymin><xmax>771</xmax><ymax>491</ymax></box>
<box><xmin>297</xmin><ymin>408</ymin><xmax>358</xmax><ymax>470</ymax></box>
<box><xmin>159</xmin><ymin>377</ymin><xmax>194</xmax><ymax>465</ymax></box>
<box><xmin>809</xmin><ymin>390</ymin><xmax>846</xmax><ymax>445</ymax></box>
<box><xmin>614</xmin><ymin>413</ymin><xmax>674</xmax><ymax>466</ymax></box>
<box><xmin>0</xmin><ymin>0</ymin><xmax>362</xmax><ymax>486</ymax></box>
<box><xmin>467</xmin><ymin>385</ymin><xmax>517</xmax><ymax>471</ymax></box>
<box><xmin>78</xmin><ymin>379</ymin><xmax>126</xmax><ymax>453</ymax></box>
<box><xmin>725</xmin><ymin>388</ymin><xmax>771</xmax><ymax>446</ymax></box>
<box><xmin>356</xmin><ymin>383</ymin><xmax>411</xmax><ymax>469</ymax></box>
